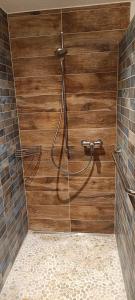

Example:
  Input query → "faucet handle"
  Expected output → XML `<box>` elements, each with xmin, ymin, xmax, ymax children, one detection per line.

<box><xmin>81</xmin><ymin>139</ymin><xmax>103</xmax><ymax>149</ymax></box>
<box><xmin>81</xmin><ymin>140</ymin><xmax>91</xmax><ymax>147</ymax></box>
<box><xmin>94</xmin><ymin>139</ymin><xmax>103</xmax><ymax>147</ymax></box>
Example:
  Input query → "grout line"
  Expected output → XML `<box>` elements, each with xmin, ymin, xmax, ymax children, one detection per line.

<box><xmin>17</xmin><ymin>110</ymin><xmax>116</xmax><ymax>114</ymax></box>
<box><xmin>12</xmin><ymin>50</ymin><xmax>118</xmax><ymax>60</ymax></box>
<box><xmin>14</xmin><ymin>71</ymin><xmax>118</xmax><ymax>79</ymax></box>
<box><xmin>24</xmin><ymin>176</ymin><xmax>115</xmax><ymax>179</ymax></box>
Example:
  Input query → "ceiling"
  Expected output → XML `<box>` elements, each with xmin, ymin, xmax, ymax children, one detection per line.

<box><xmin>0</xmin><ymin>0</ymin><xmax>132</xmax><ymax>14</ymax></box>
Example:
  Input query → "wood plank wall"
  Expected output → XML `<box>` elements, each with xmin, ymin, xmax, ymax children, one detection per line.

<box><xmin>8</xmin><ymin>3</ymin><xmax>130</xmax><ymax>233</ymax></box>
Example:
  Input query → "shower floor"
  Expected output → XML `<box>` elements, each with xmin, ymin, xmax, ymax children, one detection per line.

<box><xmin>0</xmin><ymin>232</ymin><xmax>126</xmax><ymax>300</ymax></box>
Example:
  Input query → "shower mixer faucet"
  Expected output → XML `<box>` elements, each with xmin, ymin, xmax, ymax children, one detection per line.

<box><xmin>81</xmin><ymin>139</ymin><xmax>103</xmax><ymax>151</ymax></box>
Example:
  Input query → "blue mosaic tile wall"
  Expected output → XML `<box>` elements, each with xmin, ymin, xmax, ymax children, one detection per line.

<box><xmin>0</xmin><ymin>8</ymin><xmax>28</xmax><ymax>292</ymax></box>
<box><xmin>116</xmin><ymin>14</ymin><xmax>135</xmax><ymax>300</ymax></box>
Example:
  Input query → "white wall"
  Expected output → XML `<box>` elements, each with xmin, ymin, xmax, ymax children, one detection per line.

<box><xmin>0</xmin><ymin>0</ymin><xmax>132</xmax><ymax>13</ymax></box>
<box><xmin>131</xmin><ymin>0</ymin><xmax>135</xmax><ymax>20</ymax></box>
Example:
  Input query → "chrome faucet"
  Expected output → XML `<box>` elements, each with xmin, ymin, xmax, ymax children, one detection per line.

<box><xmin>81</xmin><ymin>139</ymin><xmax>103</xmax><ymax>150</ymax></box>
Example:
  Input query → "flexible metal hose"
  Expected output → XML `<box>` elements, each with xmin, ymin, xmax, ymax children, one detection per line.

<box><xmin>51</xmin><ymin>33</ymin><xmax>93</xmax><ymax>176</ymax></box>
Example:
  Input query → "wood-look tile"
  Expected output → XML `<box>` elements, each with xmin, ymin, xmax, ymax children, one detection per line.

<box><xmin>19</xmin><ymin>112</ymin><xmax>63</xmax><ymax>130</ymax></box>
<box><xmin>10</xmin><ymin>35</ymin><xmax>60</xmax><ymax>58</ymax></box>
<box><xmin>68</xmin><ymin>127</ymin><xmax>116</xmax><ymax>146</ymax></box>
<box><xmin>29</xmin><ymin>219</ymin><xmax>70</xmax><ymax>232</ymax></box>
<box><xmin>65</xmin><ymin>73</ymin><xmax>117</xmax><ymax>93</ymax></box>
<box><xmin>23</xmin><ymin>160</ymin><xmax>114</xmax><ymax>179</ymax></box>
<box><xmin>15</xmin><ymin>76</ymin><xmax>61</xmax><ymax>96</ymax></box>
<box><xmin>17</xmin><ymin>95</ymin><xmax>61</xmax><ymax>113</ymax></box>
<box><xmin>20</xmin><ymin>127</ymin><xmax>116</xmax><ymax>147</ymax></box>
<box><xmin>70</xmin><ymin>205</ymin><xmax>114</xmax><ymax>220</ymax></box>
<box><xmin>68</xmin><ymin>111</ymin><xmax>116</xmax><ymax>128</ymax></box>
<box><xmin>20</xmin><ymin>129</ymin><xmax>63</xmax><ymax>146</ymax></box>
<box><xmin>69</xmin><ymin>177</ymin><xmax>115</xmax><ymax>196</ymax></box>
<box><xmin>25</xmin><ymin>176</ymin><xmax>68</xmax><ymax>191</ymax></box>
<box><xmin>19</xmin><ymin>111</ymin><xmax>115</xmax><ymax>130</ymax></box>
<box><xmin>62</xmin><ymin>5</ymin><xmax>130</xmax><ymax>33</ymax></box>
<box><xmin>9</xmin><ymin>12</ymin><xmax>61</xmax><ymax>38</ymax></box>
<box><xmin>28</xmin><ymin>205</ymin><xmax>70</xmax><ymax>220</ymax></box>
<box><xmin>71</xmin><ymin>220</ymin><xmax>114</xmax><ymax>233</ymax></box>
<box><xmin>68</xmin><ymin>161</ymin><xmax>115</xmax><ymax>177</ymax></box>
<box><xmin>70</xmin><ymin>193</ymin><xmax>115</xmax><ymax>206</ymax></box>
<box><xmin>23</xmin><ymin>159</ymin><xmax>67</xmax><ymax>177</ymax></box>
<box><xmin>68</xmin><ymin>144</ymin><xmax>115</xmax><ymax>161</ymax></box>
<box><xmin>64</xmin><ymin>30</ymin><xmax>124</xmax><ymax>54</ymax></box>
<box><xmin>23</xmin><ymin>146</ymin><xmax>67</xmax><ymax>162</ymax></box>
<box><xmin>26</xmin><ymin>191</ymin><xmax>69</xmax><ymax>206</ymax></box>
<box><xmin>17</xmin><ymin>93</ymin><xmax>116</xmax><ymax>114</ymax></box>
<box><xmin>21</xmin><ymin>143</ymin><xmax>110</xmax><ymax>163</ymax></box>
<box><xmin>67</xmin><ymin>92</ymin><xmax>116</xmax><ymax>111</ymax></box>
<box><xmin>20</xmin><ymin>127</ymin><xmax>115</xmax><ymax>147</ymax></box>
<box><xmin>65</xmin><ymin>52</ymin><xmax>117</xmax><ymax>74</ymax></box>
<box><xmin>13</xmin><ymin>57</ymin><xmax>61</xmax><ymax>77</ymax></box>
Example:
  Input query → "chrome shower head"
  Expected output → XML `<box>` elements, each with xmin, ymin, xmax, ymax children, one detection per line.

<box><xmin>55</xmin><ymin>47</ymin><xmax>67</xmax><ymax>58</ymax></box>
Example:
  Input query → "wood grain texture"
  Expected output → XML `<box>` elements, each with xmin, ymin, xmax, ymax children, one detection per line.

<box><xmin>15</xmin><ymin>76</ymin><xmax>61</xmax><ymax>96</ymax></box>
<box><xmin>26</xmin><ymin>191</ymin><xmax>69</xmax><ymax>206</ymax></box>
<box><xmin>17</xmin><ymin>92</ymin><xmax>116</xmax><ymax>113</ymax></box>
<box><xmin>68</xmin><ymin>144</ymin><xmax>115</xmax><ymax>161</ymax></box>
<box><xmin>23</xmin><ymin>160</ymin><xmax>67</xmax><ymax>177</ymax></box>
<box><xmin>24</xmin><ymin>160</ymin><xmax>114</xmax><ymax>178</ymax></box>
<box><xmin>19</xmin><ymin>111</ymin><xmax>115</xmax><ymax>130</ymax></box>
<box><xmin>71</xmin><ymin>220</ymin><xmax>114</xmax><ymax>233</ymax></box>
<box><xmin>22</xmin><ymin>145</ymin><xmax>114</xmax><ymax>162</ymax></box>
<box><xmin>64</xmin><ymin>30</ymin><xmax>125</xmax><ymax>54</ymax></box>
<box><xmin>15</xmin><ymin>73</ymin><xmax>117</xmax><ymax>96</ymax></box>
<box><xmin>9</xmin><ymin>12</ymin><xmax>61</xmax><ymax>38</ymax></box>
<box><xmin>13</xmin><ymin>52</ymin><xmax>117</xmax><ymax>77</ymax></box>
<box><xmin>23</xmin><ymin>146</ymin><xmax>67</xmax><ymax>162</ymax></box>
<box><xmin>70</xmin><ymin>205</ymin><xmax>114</xmax><ymax>220</ymax></box>
<box><xmin>65</xmin><ymin>73</ymin><xmax>117</xmax><ymax>93</ymax></box>
<box><xmin>17</xmin><ymin>95</ymin><xmax>61</xmax><ymax>113</ymax></box>
<box><xmin>20</xmin><ymin>129</ymin><xmax>63</xmax><ymax>146</ymax></box>
<box><xmin>68</xmin><ymin>111</ymin><xmax>116</xmax><ymax>128</ymax></box>
<box><xmin>70</xmin><ymin>193</ymin><xmax>115</xmax><ymax>206</ymax></box>
<box><xmin>10</xmin><ymin>35</ymin><xmax>60</xmax><ymax>58</ymax></box>
<box><xmin>68</xmin><ymin>161</ymin><xmax>115</xmax><ymax>177</ymax></box>
<box><xmin>69</xmin><ymin>177</ymin><xmax>115</xmax><ymax>195</ymax></box>
<box><xmin>62</xmin><ymin>4</ymin><xmax>130</xmax><ymax>33</ymax></box>
<box><xmin>25</xmin><ymin>176</ymin><xmax>68</xmax><ymax>192</ymax></box>
<box><xmin>20</xmin><ymin>128</ymin><xmax>116</xmax><ymax>146</ymax></box>
<box><xmin>68</xmin><ymin>128</ymin><xmax>116</xmax><ymax>146</ymax></box>
<box><xmin>67</xmin><ymin>92</ymin><xmax>116</xmax><ymax>111</ymax></box>
<box><xmin>29</xmin><ymin>219</ymin><xmax>70</xmax><ymax>232</ymax></box>
<box><xmin>65</xmin><ymin>52</ymin><xmax>117</xmax><ymax>74</ymax></box>
<box><xmin>19</xmin><ymin>112</ymin><xmax>63</xmax><ymax>130</ymax></box>
<box><xmin>28</xmin><ymin>205</ymin><xmax>70</xmax><ymax>220</ymax></box>
<box><xmin>13</xmin><ymin>57</ymin><xmax>61</xmax><ymax>77</ymax></box>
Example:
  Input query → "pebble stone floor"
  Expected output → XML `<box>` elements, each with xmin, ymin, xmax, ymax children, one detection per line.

<box><xmin>0</xmin><ymin>232</ymin><xmax>127</xmax><ymax>300</ymax></box>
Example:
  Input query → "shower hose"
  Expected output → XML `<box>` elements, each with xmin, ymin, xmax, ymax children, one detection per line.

<box><xmin>51</xmin><ymin>34</ymin><xmax>93</xmax><ymax>176</ymax></box>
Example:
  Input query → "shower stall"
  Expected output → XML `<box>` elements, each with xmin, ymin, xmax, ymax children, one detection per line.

<box><xmin>0</xmin><ymin>1</ymin><xmax>135</xmax><ymax>299</ymax></box>
<box><xmin>8</xmin><ymin>4</ymin><xmax>123</xmax><ymax>234</ymax></box>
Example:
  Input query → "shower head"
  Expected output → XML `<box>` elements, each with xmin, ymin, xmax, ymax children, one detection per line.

<box><xmin>55</xmin><ymin>47</ymin><xmax>67</xmax><ymax>58</ymax></box>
